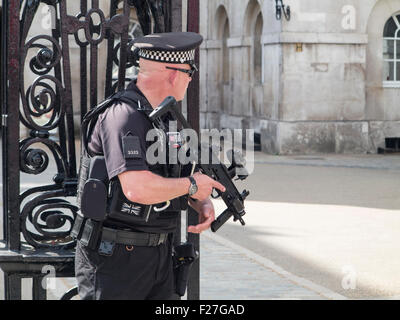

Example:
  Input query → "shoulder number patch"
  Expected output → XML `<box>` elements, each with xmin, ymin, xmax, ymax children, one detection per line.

<box><xmin>122</xmin><ymin>134</ymin><xmax>142</xmax><ymax>159</ymax></box>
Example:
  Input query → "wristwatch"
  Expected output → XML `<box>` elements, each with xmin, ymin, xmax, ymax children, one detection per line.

<box><xmin>187</xmin><ymin>176</ymin><xmax>198</xmax><ymax>196</ymax></box>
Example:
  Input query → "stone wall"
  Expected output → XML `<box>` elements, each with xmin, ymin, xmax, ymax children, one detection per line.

<box><xmin>11</xmin><ymin>0</ymin><xmax>400</xmax><ymax>154</ymax></box>
<box><xmin>200</xmin><ymin>0</ymin><xmax>400</xmax><ymax>154</ymax></box>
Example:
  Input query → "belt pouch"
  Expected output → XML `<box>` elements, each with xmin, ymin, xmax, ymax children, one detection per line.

<box><xmin>81</xmin><ymin>178</ymin><xmax>108</xmax><ymax>221</ymax></box>
<box><xmin>80</xmin><ymin>156</ymin><xmax>108</xmax><ymax>221</ymax></box>
<box><xmin>70</xmin><ymin>213</ymin><xmax>85</xmax><ymax>240</ymax></box>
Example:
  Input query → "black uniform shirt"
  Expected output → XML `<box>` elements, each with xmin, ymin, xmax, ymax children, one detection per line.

<box><xmin>88</xmin><ymin>80</ymin><xmax>179</xmax><ymax>233</ymax></box>
<box><xmin>89</xmin><ymin>82</ymin><xmax>151</xmax><ymax>179</ymax></box>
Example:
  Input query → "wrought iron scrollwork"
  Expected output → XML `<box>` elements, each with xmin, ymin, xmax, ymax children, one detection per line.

<box><xmin>16</xmin><ymin>0</ymin><xmax>169</xmax><ymax>251</ymax></box>
<box><xmin>60</xmin><ymin>287</ymin><xmax>79</xmax><ymax>300</ymax></box>
<box><xmin>20</xmin><ymin>196</ymin><xmax>78</xmax><ymax>249</ymax></box>
<box><xmin>129</xmin><ymin>0</ymin><xmax>168</xmax><ymax>34</ymax></box>
<box><xmin>20</xmin><ymin>35</ymin><xmax>64</xmax><ymax>131</ymax></box>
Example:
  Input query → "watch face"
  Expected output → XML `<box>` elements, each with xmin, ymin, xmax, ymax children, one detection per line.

<box><xmin>189</xmin><ymin>183</ymin><xmax>198</xmax><ymax>196</ymax></box>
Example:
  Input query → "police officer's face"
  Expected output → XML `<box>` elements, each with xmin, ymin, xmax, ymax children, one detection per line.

<box><xmin>174</xmin><ymin>64</ymin><xmax>192</xmax><ymax>101</ymax></box>
<box><xmin>164</xmin><ymin>64</ymin><xmax>193</xmax><ymax>102</ymax></box>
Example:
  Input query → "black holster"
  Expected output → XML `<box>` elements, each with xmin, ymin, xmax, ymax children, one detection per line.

<box><xmin>70</xmin><ymin>213</ymin><xmax>103</xmax><ymax>250</ymax></box>
<box><xmin>173</xmin><ymin>242</ymin><xmax>198</xmax><ymax>297</ymax></box>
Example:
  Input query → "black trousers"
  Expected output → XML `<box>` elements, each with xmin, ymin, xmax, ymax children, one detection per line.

<box><xmin>75</xmin><ymin>238</ymin><xmax>175</xmax><ymax>300</ymax></box>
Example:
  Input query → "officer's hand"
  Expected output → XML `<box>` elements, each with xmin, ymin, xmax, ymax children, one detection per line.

<box><xmin>187</xmin><ymin>198</ymin><xmax>216</xmax><ymax>234</ymax></box>
<box><xmin>190</xmin><ymin>172</ymin><xmax>226</xmax><ymax>202</ymax></box>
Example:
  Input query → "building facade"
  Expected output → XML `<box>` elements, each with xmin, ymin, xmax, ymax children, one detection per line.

<box><xmin>7</xmin><ymin>0</ymin><xmax>400</xmax><ymax>154</ymax></box>
<box><xmin>199</xmin><ymin>0</ymin><xmax>400</xmax><ymax>154</ymax></box>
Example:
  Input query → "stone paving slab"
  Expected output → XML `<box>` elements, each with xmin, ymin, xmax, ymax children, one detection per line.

<box><xmin>41</xmin><ymin>231</ymin><xmax>327</xmax><ymax>300</ymax></box>
<box><xmin>199</xmin><ymin>234</ymin><xmax>326</xmax><ymax>300</ymax></box>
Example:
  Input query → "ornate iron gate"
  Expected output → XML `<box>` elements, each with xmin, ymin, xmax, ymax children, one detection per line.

<box><xmin>0</xmin><ymin>0</ymin><xmax>199</xmax><ymax>300</ymax></box>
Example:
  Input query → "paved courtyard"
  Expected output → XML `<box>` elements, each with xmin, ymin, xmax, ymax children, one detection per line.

<box><xmin>1</xmin><ymin>152</ymin><xmax>400</xmax><ymax>299</ymax></box>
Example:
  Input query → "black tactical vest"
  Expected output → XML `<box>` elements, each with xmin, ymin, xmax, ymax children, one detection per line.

<box><xmin>77</xmin><ymin>85</ymin><xmax>188</xmax><ymax>233</ymax></box>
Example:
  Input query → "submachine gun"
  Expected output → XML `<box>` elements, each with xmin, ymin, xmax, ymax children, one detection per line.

<box><xmin>148</xmin><ymin>96</ymin><xmax>250</xmax><ymax>232</ymax></box>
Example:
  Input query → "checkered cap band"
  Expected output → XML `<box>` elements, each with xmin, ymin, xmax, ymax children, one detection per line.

<box><xmin>138</xmin><ymin>48</ymin><xmax>196</xmax><ymax>64</ymax></box>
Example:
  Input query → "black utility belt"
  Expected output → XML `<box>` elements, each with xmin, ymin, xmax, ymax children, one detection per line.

<box><xmin>101</xmin><ymin>227</ymin><xmax>169</xmax><ymax>247</ymax></box>
<box><xmin>71</xmin><ymin>214</ymin><xmax>169</xmax><ymax>252</ymax></box>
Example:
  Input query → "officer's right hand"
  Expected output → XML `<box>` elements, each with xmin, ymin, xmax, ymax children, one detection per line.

<box><xmin>190</xmin><ymin>172</ymin><xmax>226</xmax><ymax>201</ymax></box>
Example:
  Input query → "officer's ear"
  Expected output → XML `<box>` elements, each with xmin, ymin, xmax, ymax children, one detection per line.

<box><xmin>168</xmin><ymin>68</ymin><xmax>179</xmax><ymax>86</ymax></box>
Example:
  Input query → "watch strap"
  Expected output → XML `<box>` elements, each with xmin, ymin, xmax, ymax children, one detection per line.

<box><xmin>188</xmin><ymin>176</ymin><xmax>196</xmax><ymax>185</ymax></box>
<box><xmin>188</xmin><ymin>176</ymin><xmax>197</xmax><ymax>196</ymax></box>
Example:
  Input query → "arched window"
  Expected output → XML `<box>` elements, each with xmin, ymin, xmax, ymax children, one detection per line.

<box><xmin>222</xmin><ymin>18</ymin><xmax>230</xmax><ymax>84</ymax></box>
<box><xmin>253</xmin><ymin>13</ymin><xmax>263</xmax><ymax>83</ymax></box>
<box><xmin>215</xmin><ymin>6</ymin><xmax>230</xmax><ymax>84</ymax></box>
<box><xmin>383</xmin><ymin>14</ymin><xmax>400</xmax><ymax>85</ymax></box>
<box><xmin>244</xmin><ymin>0</ymin><xmax>263</xmax><ymax>84</ymax></box>
<box><xmin>215</xmin><ymin>5</ymin><xmax>230</xmax><ymax>112</ymax></box>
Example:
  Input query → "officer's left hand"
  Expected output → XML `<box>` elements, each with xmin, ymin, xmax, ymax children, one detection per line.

<box><xmin>187</xmin><ymin>198</ymin><xmax>215</xmax><ymax>234</ymax></box>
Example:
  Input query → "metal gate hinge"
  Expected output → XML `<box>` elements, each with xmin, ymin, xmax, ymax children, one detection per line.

<box><xmin>2</xmin><ymin>114</ymin><xmax>8</xmax><ymax>127</ymax></box>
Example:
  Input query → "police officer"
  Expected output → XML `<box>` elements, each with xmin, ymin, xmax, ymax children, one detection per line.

<box><xmin>74</xmin><ymin>32</ymin><xmax>226</xmax><ymax>300</ymax></box>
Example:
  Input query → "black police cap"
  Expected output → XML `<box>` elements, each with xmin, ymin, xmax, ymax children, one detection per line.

<box><xmin>131</xmin><ymin>32</ymin><xmax>203</xmax><ymax>65</ymax></box>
